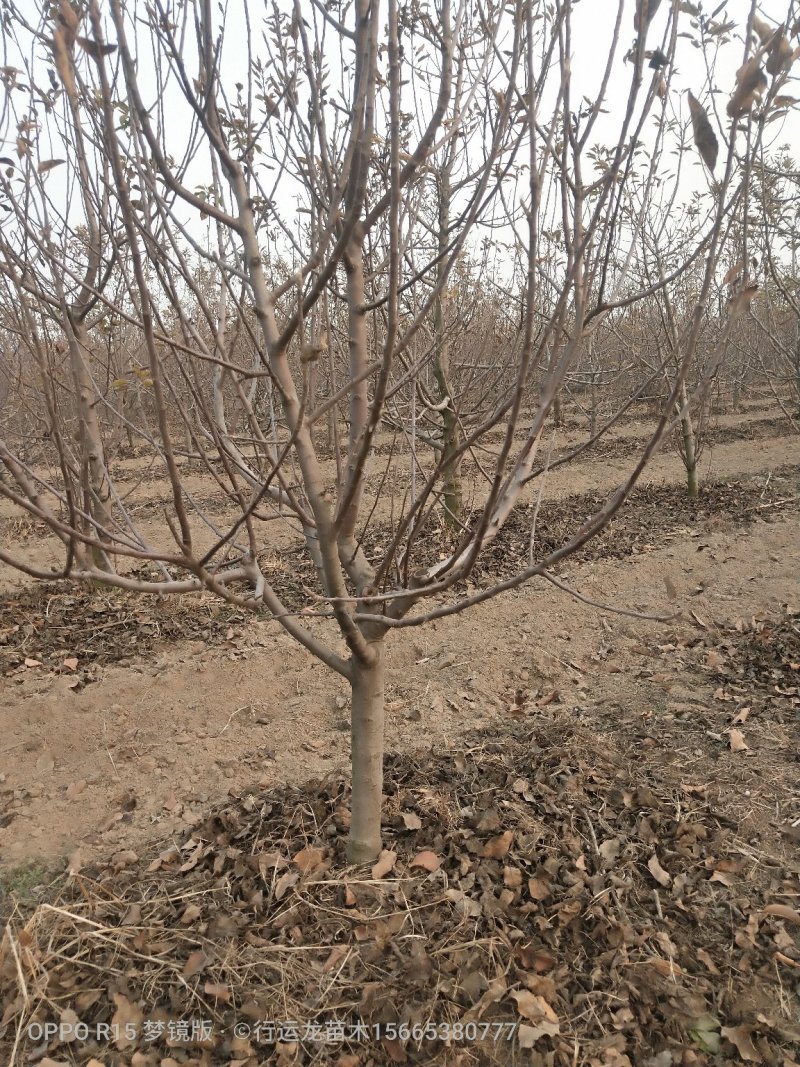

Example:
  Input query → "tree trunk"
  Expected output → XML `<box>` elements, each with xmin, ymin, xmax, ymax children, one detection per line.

<box><xmin>552</xmin><ymin>391</ymin><xmax>563</xmax><ymax>427</ymax></box>
<box><xmin>349</xmin><ymin>640</ymin><xmax>386</xmax><ymax>863</ymax></box>
<box><xmin>69</xmin><ymin>321</ymin><xmax>115</xmax><ymax>571</ymax></box>
<box><xmin>678</xmin><ymin>381</ymin><xmax>699</xmax><ymax>498</ymax></box>
<box><xmin>433</xmin><ymin>166</ymin><xmax>462</xmax><ymax>530</ymax></box>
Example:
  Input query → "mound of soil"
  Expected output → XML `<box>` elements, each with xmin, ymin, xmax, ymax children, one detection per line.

<box><xmin>2</xmin><ymin>722</ymin><xmax>798</xmax><ymax>1066</ymax></box>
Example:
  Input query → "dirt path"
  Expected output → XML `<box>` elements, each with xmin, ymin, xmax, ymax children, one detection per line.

<box><xmin>2</xmin><ymin>473</ymin><xmax>797</xmax><ymax>872</ymax></box>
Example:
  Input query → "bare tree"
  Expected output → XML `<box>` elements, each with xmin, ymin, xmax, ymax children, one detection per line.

<box><xmin>0</xmin><ymin>0</ymin><xmax>796</xmax><ymax>861</ymax></box>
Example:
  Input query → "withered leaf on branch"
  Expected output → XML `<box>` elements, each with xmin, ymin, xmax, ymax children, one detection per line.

<box><xmin>50</xmin><ymin>28</ymin><xmax>76</xmax><ymax>97</ymax></box>
<box><xmin>727</xmin><ymin>58</ymin><xmax>767</xmax><ymax>118</ymax></box>
<box><xmin>751</xmin><ymin>14</ymin><xmax>775</xmax><ymax>46</ymax></box>
<box><xmin>76</xmin><ymin>36</ymin><xmax>118</xmax><ymax>61</ymax></box>
<box><xmin>687</xmin><ymin>91</ymin><xmax>718</xmax><ymax>172</ymax></box>
<box><xmin>727</xmin><ymin>284</ymin><xmax>759</xmax><ymax>316</ymax></box>
<box><xmin>37</xmin><ymin>159</ymin><xmax>65</xmax><ymax>174</ymax></box>
<box><xmin>634</xmin><ymin>0</ymin><xmax>662</xmax><ymax>32</ymax></box>
<box><xmin>765</xmin><ymin>32</ymin><xmax>794</xmax><ymax>75</ymax></box>
<box><xmin>722</xmin><ymin>260</ymin><xmax>743</xmax><ymax>285</ymax></box>
<box><xmin>56</xmin><ymin>0</ymin><xmax>81</xmax><ymax>48</ymax></box>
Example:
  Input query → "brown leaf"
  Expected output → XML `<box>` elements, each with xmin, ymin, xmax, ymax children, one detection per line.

<box><xmin>763</xmin><ymin>903</ymin><xmax>800</xmax><ymax>925</ymax></box>
<box><xmin>24</xmin><ymin>656</ymin><xmax>42</xmax><ymax>667</ymax></box>
<box><xmin>751</xmin><ymin>15</ymin><xmax>774</xmax><ymax>46</ymax></box>
<box><xmin>410</xmin><ymin>850</ymin><xmax>441</xmax><ymax>872</ymax></box>
<box><xmin>110</xmin><ymin>992</ymin><xmax>142</xmax><ymax>1049</ymax></box>
<box><xmin>696</xmin><ymin>948</ymin><xmax>720</xmax><ymax>974</ymax></box>
<box><xmin>721</xmin><ymin>1025</ymin><xmax>763</xmax><ymax>1062</ymax></box>
<box><xmin>728</xmin><ymin>727</ymin><xmax>749</xmax><ymax>752</ymax></box>
<box><xmin>648</xmin><ymin>853</ymin><xmax>672</xmax><ymax>887</ymax></box>
<box><xmin>528</xmin><ymin>874</ymin><xmax>551</xmax><ymax>901</ymax></box>
<box><xmin>766</xmin><ymin>32</ymin><xmax>794</xmax><ymax>75</ymax></box>
<box><xmin>647</xmin><ymin>956</ymin><xmax>683</xmax><ymax>977</ymax></box>
<box><xmin>723</xmin><ymin>260</ymin><xmax>743</xmax><ymax>285</ymax></box>
<box><xmin>274</xmin><ymin>869</ymin><xmax>299</xmax><ymax>900</ymax></box>
<box><xmin>65</xmin><ymin>779</ymin><xmax>86</xmax><ymax>800</ymax></box>
<box><xmin>180</xmin><ymin>903</ymin><xmax>202</xmax><ymax>924</ymax></box>
<box><xmin>322</xmin><ymin>945</ymin><xmax>348</xmax><ymax>973</ymax></box>
<box><xmin>371</xmin><ymin>849</ymin><xmax>397</xmax><ymax>879</ymax></box>
<box><xmin>503</xmin><ymin>865</ymin><xmax>523</xmax><ymax>887</ymax></box>
<box><xmin>76</xmin><ymin>36</ymin><xmax>117</xmax><ymax>60</ymax></box>
<box><xmin>634</xmin><ymin>0</ymin><xmax>662</xmax><ymax>32</ymax></box>
<box><xmin>182</xmin><ymin>950</ymin><xmax>208</xmax><ymax>977</ymax></box>
<box><xmin>483</xmin><ymin>830</ymin><xmax>513</xmax><ymax>859</ymax></box>
<box><xmin>728</xmin><ymin>284</ymin><xmax>759</xmax><ymax>315</ymax></box>
<box><xmin>37</xmin><ymin>159</ymin><xmax>65</xmax><ymax>174</ymax></box>
<box><xmin>510</xmin><ymin>991</ymin><xmax>560</xmax><ymax>1037</ymax></box>
<box><xmin>381</xmin><ymin>1038</ymin><xmax>407</xmax><ymax>1063</ymax></box>
<box><xmin>57</xmin><ymin>0</ymin><xmax>80</xmax><ymax>41</ymax></box>
<box><xmin>292</xmin><ymin>846</ymin><xmax>325</xmax><ymax>872</ymax></box>
<box><xmin>203</xmin><ymin>981</ymin><xmax>231</xmax><ymax>1003</ymax></box>
<box><xmin>728</xmin><ymin>58</ymin><xmax>767</xmax><ymax>118</ymax></box>
<box><xmin>51</xmin><ymin>27</ymin><xmax>76</xmax><ymax>97</ymax></box>
<box><xmin>599</xmin><ymin>838</ymin><xmax>622</xmax><ymax>866</ymax></box>
<box><xmin>401</xmin><ymin>811</ymin><xmax>422</xmax><ymax>830</ymax></box>
<box><xmin>687</xmin><ymin>91</ymin><xmax>718</xmax><ymax>171</ymax></box>
<box><xmin>62</xmin><ymin>656</ymin><xmax>78</xmax><ymax>671</ymax></box>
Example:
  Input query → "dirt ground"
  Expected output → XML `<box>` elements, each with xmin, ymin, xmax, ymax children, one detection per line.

<box><xmin>1</xmin><ymin>404</ymin><xmax>797</xmax><ymax>874</ymax></box>
<box><xmin>0</xmin><ymin>404</ymin><xmax>799</xmax><ymax>1066</ymax></box>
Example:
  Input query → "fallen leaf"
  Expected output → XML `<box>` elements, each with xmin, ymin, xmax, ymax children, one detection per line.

<box><xmin>510</xmin><ymin>991</ymin><xmax>560</xmax><ymax>1038</ymax></box>
<box><xmin>599</xmin><ymin>838</ymin><xmax>622</xmax><ymax>866</ymax></box>
<box><xmin>689</xmin><ymin>1013</ymin><xmax>721</xmax><ymax>1054</ymax></box>
<box><xmin>203</xmin><ymin>981</ymin><xmax>231</xmax><ymax>1003</ymax></box>
<box><xmin>182</xmin><ymin>950</ymin><xmax>208</xmax><ymax>978</ymax></box>
<box><xmin>648</xmin><ymin>853</ymin><xmax>672</xmax><ymax>887</ymax></box>
<box><xmin>24</xmin><ymin>657</ymin><xmax>42</xmax><ymax>668</ymax></box>
<box><xmin>410</xmin><ymin>850</ymin><xmax>441</xmax><ymax>872</ymax></box>
<box><xmin>696</xmin><ymin>948</ymin><xmax>720</xmax><ymax>975</ymax></box>
<box><xmin>728</xmin><ymin>728</ymin><xmax>749</xmax><ymax>752</ymax></box>
<box><xmin>111</xmin><ymin>993</ymin><xmax>142</xmax><ymax>1049</ymax></box>
<box><xmin>372</xmin><ymin>849</ymin><xmax>397</xmax><ymax>879</ymax></box>
<box><xmin>63</xmin><ymin>656</ymin><xmax>79</xmax><ymax>670</ymax></box>
<box><xmin>721</xmin><ymin>1024</ymin><xmax>762</xmax><ymax>1062</ymax></box>
<box><xmin>402</xmin><ymin>811</ymin><xmax>422</xmax><ymax>830</ymax></box>
<box><xmin>483</xmin><ymin>830</ymin><xmax>513</xmax><ymax>859</ymax></box>
<box><xmin>274</xmin><ymin>870</ymin><xmax>299</xmax><ymax>900</ymax></box>
<box><xmin>65</xmin><ymin>779</ymin><xmax>86</xmax><ymax>800</ymax></box>
<box><xmin>292</xmin><ymin>846</ymin><xmax>325</xmax><ymax>872</ymax></box>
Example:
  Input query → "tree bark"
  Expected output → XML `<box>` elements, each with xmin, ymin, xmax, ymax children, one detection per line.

<box><xmin>432</xmin><ymin>167</ymin><xmax>462</xmax><ymax>528</ymax></box>
<box><xmin>678</xmin><ymin>381</ymin><xmax>699</xmax><ymax>498</ymax></box>
<box><xmin>349</xmin><ymin>639</ymin><xmax>386</xmax><ymax>863</ymax></box>
<box><xmin>69</xmin><ymin>321</ymin><xmax>115</xmax><ymax>571</ymax></box>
